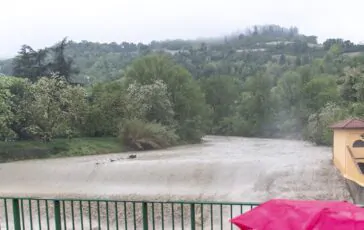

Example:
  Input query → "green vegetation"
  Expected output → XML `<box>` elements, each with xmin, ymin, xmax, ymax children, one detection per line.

<box><xmin>0</xmin><ymin>137</ymin><xmax>122</xmax><ymax>162</ymax></box>
<box><xmin>1</xmin><ymin>24</ymin><xmax>364</xmax><ymax>161</ymax></box>
<box><xmin>0</xmin><ymin>51</ymin><xmax>208</xmax><ymax>159</ymax></box>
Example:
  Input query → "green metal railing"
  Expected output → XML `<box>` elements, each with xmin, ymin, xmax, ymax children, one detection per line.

<box><xmin>0</xmin><ymin>197</ymin><xmax>259</xmax><ymax>230</ymax></box>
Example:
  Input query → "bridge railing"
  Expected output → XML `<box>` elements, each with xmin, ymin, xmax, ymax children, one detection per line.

<box><xmin>0</xmin><ymin>197</ymin><xmax>259</xmax><ymax>230</ymax></box>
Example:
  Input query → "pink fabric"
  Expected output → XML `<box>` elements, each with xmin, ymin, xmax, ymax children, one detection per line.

<box><xmin>230</xmin><ymin>199</ymin><xmax>364</xmax><ymax>230</ymax></box>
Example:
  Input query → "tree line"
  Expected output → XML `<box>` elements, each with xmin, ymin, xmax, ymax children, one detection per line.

<box><xmin>1</xmin><ymin>25</ymin><xmax>364</xmax><ymax>149</ymax></box>
<box><xmin>0</xmin><ymin>54</ymin><xmax>208</xmax><ymax>150</ymax></box>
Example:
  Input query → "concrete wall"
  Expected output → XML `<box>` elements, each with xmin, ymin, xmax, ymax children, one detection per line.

<box><xmin>346</xmin><ymin>178</ymin><xmax>364</xmax><ymax>204</ymax></box>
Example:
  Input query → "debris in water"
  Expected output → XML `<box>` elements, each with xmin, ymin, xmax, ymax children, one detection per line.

<box><xmin>128</xmin><ymin>154</ymin><xmax>137</xmax><ymax>159</ymax></box>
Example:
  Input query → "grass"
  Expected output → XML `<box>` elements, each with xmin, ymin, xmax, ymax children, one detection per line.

<box><xmin>0</xmin><ymin>137</ymin><xmax>123</xmax><ymax>162</ymax></box>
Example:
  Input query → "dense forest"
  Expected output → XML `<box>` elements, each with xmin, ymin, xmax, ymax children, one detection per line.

<box><xmin>1</xmin><ymin>24</ymin><xmax>364</xmax><ymax>158</ymax></box>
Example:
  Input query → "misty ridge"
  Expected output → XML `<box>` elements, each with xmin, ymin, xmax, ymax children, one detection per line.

<box><xmin>1</xmin><ymin>24</ymin><xmax>363</xmax><ymax>79</ymax></box>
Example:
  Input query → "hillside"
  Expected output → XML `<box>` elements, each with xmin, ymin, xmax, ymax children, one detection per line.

<box><xmin>2</xmin><ymin>24</ymin><xmax>364</xmax><ymax>83</ymax></box>
<box><xmin>63</xmin><ymin>25</ymin><xmax>325</xmax><ymax>82</ymax></box>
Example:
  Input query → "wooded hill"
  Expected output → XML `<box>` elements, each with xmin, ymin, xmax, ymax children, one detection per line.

<box><xmin>2</xmin><ymin>25</ymin><xmax>364</xmax><ymax>83</ymax></box>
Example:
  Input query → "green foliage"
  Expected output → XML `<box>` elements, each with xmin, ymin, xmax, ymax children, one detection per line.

<box><xmin>12</xmin><ymin>45</ymin><xmax>49</xmax><ymax>82</ymax></box>
<box><xmin>3</xmin><ymin>24</ymin><xmax>364</xmax><ymax>162</ymax></box>
<box><xmin>125</xmin><ymin>55</ymin><xmax>209</xmax><ymax>142</ymax></box>
<box><xmin>199</xmin><ymin>75</ymin><xmax>242</xmax><ymax>133</ymax></box>
<box><xmin>119</xmin><ymin>118</ymin><xmax>178</xmax><ymax>150</ymax></box>
<box><xmin>0</xmin><ymin>76</ymin><xmax>33</xmax><ymax>140</ymax></box>
<box><xmin>84</xmin><ymin>81</ymin><xmax>125</xmax><ymax>137</ymax></box>
<box><xmin>12</xmin><ymin>38</ymin><xmax>78</xmax><ymax>83</ymax></box>
<box><xmin>25</xmin><ymin>77</ymin><xmax>87</xmax><ymax>141</ymax></box>
<box><xmin>0</xmin><ymin>80</ymin><xmax>15</xmax><ymax>139</ymax></box>
<box><xmin>235</xmin><ymin>74</ymin><xmax>274</xmax><ymax>136</ymax></box>
<box><xmin>217</xmin><ymin>115</ymin><xmax>251</xmax><ymax>136</ymax></box>
<box><xmin>339</xmin><ymin>66</ymin><xmax>364</xmax><ymax>102</ymax></box>
<box><xmin>0</xmin><ymin>59</ymin><xmax>13</xmax><ymax>75</ymax></box>
<box><xmin>302</xmin><ymin>75</ymin><xmax>339</xmax><ymax>112</ymax></box>
<box><xmin>274</xmin><ymin>71</ymin><xmax>303</xmax><ymax>108</ymax></box>
<box><xmin>1</xmin><ymin>24</ymin><xmax>331</xmax><ymax>84</ymax></box>
<box><xmin>0</xmin><ymin>137</ymin><xmax>122</xmax><ymax>162</ymax></box>
<box><xmin>305</xmin><ymin>103</ymin><xmax>350</xmax><ymax>145</ymax></box>
<box><xmin>124</xmin><ymin>80</ymin><xmax>175</xmax><ymax>126</ymax></box>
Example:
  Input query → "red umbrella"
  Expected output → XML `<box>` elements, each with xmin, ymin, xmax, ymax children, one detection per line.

<box><xmin>230</xmin><ymin>199</ymin><xmax>364</xmax><ymax>230</ymax></box>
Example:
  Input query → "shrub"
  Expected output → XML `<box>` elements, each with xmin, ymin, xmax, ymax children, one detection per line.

<box><xmin>305</xmin><ymin>103</ymin><xmax>350</xmax><ymax>145</ymax></box>
<box><xmin>119</xmin><ymin>118</ymin><xmax>179</xmax><ymax>150</ymax></box>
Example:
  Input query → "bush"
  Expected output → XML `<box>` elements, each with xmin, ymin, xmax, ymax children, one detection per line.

<box><xmin>304</xmin><ymin>103</ymin><xmax>350</xmax><ymax>145</ymax></box>
<box><xmin>216</xmin><ymin>115</ymin><xmax>254</xmax><ymax>136</ymax></box>
<box><xmin>119</xmin><ymin>119</ymin><xmax>179</xmax><ymax>150</ymax></box>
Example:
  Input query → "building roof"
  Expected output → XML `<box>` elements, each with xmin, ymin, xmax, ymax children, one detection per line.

<box><xmin>330</xmin><ymin>118</ymin><xmax>364</xmax><ymax>129</ymax></box>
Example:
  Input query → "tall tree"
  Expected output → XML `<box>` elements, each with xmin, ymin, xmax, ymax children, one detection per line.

<box><xmin>12</xmin><ymin>38</ymin><xmax>78</xmax><ymax>83</ymax></box>
<box><xmin>52</xmin><ymin>37</ymin><xmax>78</xmax><ymax>83</ymax></box>
<box><xmin>125</xmin><ymin>54</ymin><xmax>209</xmax><ymax>141</ymax></box>
<box><xmin>26</xmin><ymin>77</ymin><xmax>87</xmax><ymax>141</ymax></box>
<box><xmin>199</xmin><ymin>75</ymin><xmax>242</xmax><ymax>133</ymax></box>
<box><xmin>13</xmin><ymin>45</ymin><xmax>49</xmax><ymax>82</ymax></box>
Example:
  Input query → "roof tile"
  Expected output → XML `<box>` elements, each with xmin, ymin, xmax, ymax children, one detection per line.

<box><xmin>330</xmin><ymin>118</ymin><xmax>364</xmax><ymax>129</ymax></box>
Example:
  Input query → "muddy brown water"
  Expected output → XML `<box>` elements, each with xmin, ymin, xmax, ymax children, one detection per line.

<box><xmin>0</xmin><ymin>136</ymin><xmax>351</xmax><ymax>229</ymax></box>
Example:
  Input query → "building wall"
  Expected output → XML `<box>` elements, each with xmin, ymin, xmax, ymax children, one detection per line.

<box><xmin>344</xmin><ymin>150</ymin><xmax>364</xmax><ymax>186</ymax></box>
<box><xmin>334</xmin><ymin>129</ymin><xmax>364</xmax><ymax>187</ymax></box>
<box><xmin>347</xmin><ymin>130</ymin><xmax>364</xmax><ymax>158</ymax></box>
<box><xmin>333</xmin><ymin>130</ymin><xmax>348</xmax><ymax>175</ymax></box>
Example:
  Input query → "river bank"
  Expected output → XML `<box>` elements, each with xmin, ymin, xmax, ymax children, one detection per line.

<box><xmin>0</xmin><ymin>137</ymin><xmax>123</xmax><ymax>162</ymax></box>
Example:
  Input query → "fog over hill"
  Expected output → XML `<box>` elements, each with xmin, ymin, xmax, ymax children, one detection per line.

<box><xmin>1</xmin><ymin>0</ymin><xmax>364</xmax><ymax>57</ymax></box>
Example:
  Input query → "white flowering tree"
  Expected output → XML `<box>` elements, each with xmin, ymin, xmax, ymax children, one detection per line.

<box><xmin>306</xmin><ymin>102</ymin><xmax>350</xmax><ymax>145</ymax></box>
<box><xmin>26</xmin><ymin>77</ymin><xmax>87</xmax><ymax>141</ymax></box>
<box><xmin>119</xmin><ymin>79</ymin><xmax>178</xmax><ymax>150</ymax></box>
<box><xmin>124</xmin><ymin>79</ymin><xmax>175</xmax><ymax>125</ymax></box>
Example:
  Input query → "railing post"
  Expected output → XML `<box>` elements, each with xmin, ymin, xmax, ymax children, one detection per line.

<box><xmin>54</xmin><ymin>200</ymin><xmax>62</xmax><ymax>230</ymax></box>
<box><xmin>142</xmin><ymin>202</ymin><xmax>148</xmax><ymax>230</ymax></box>
<box><xmin>12</xmin><ymin>199</ymin><xmax>21</xmax><ymax>230</ymax></box>
<box><xmin>190</xmin><ymin>203</ymin><xmax>196</xmax><ymax>230</ymax></box>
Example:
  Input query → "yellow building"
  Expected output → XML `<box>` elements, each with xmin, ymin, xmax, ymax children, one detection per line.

<box><xmin>331</xmin><ymin>118</ymin><xmax>364</xmax><ymax>203</ymax></box>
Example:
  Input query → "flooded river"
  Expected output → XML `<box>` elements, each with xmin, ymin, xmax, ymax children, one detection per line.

<box><xmin>0</xmin><ymin>136</ymin><xmax>349</xmax><ymax>201</ymax></box>
<box><xmin>0</xmin><ymin>136</ymin><xmax>351</xmax><ymax>229</ymax></box>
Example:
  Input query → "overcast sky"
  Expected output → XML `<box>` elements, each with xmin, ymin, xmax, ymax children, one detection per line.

<box><xmin>0</xmin><ymin>0</ymin><xmax>363</xmax><ymax>58</ymax></box>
